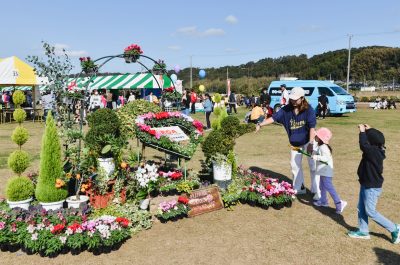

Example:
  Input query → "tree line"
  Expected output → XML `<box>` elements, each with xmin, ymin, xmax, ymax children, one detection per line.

<box><xmin>174</xmin><ymin>46</ymin><xmax>400</xmax><ymax>95</ymax></box>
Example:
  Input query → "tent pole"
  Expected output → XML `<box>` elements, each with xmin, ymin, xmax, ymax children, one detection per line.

<box><xmin>32</xmin><ymin>85</ymin><xmax>36</xmax><ymax>122</ymax></box>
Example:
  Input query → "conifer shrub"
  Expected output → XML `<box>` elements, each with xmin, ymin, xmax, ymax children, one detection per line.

<box><xmin>201</xmin><ymin>129</ymin><xmax>235</xmax><ymax>162</ymax></box>
<box><xmin>220</xmin><ymin>116</ymin><xmax>241</xmax><ymax>138</ymax></box>
<box><xmin>12</xmin><ymin>90</ymin><xmax>26</xmax><ymax>107</ymax></box>
<box><xmin>35</xmin><ymin>112</ymin><xmax>68</xmax><ymax>202</ymax></box>
<box><xmin>8</xmin><ymin>150</ymin><xmax>29</xmax><ymax>175</ymax></box>
<box><xmin>13</xmin><ymin>108</ymin><xmax>27</xmax><ymax>123</ymax></box>
<box><xmin>6</xmin><ymin>176</ymin><xmax>34</xmax><ymax>201</ymax></box>
<box><xmin>11</xmin><ymin>126</ymin><xmax>29</xmax><ymax>146</ymax></box>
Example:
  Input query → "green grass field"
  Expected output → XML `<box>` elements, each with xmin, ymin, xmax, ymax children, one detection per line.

<box><xmin>0</xmin><ymin>107</ymin><xmax>399</xmax><ymax>264</ymax></box>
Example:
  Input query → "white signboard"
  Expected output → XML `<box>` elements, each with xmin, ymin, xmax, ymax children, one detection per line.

<box><xmin>152</xmin><ymin>126</ymin><xmax>189</xmax><ymax>142</ymax></box>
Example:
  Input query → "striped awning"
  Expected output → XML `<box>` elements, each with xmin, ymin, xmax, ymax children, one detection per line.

<box><xmin>0</xmin><ymin>85</ymin><xmax>50</xmax><ymax>92</ymax></box>
<box><xmin>67</xmin><ymin>73</ymin><xmax>172</xmax><ymax>90</ymax></box>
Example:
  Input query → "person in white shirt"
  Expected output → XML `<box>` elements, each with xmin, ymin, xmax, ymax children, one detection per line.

<box><xmin>89</xmin><ymin>89</ymin><xmax>102</xmax><ymax>111</ymax></box>
<box><xmin>127</xmin><ymin>92</ymin><xmax>136</xmax><ymax>103</ymax></box>
<box><xmin>280</xmin><ymin>84</ymin><xmax>289</xmax><ymax>106</ymax></box>
<box><xmin>312</xmin><ymin>127</ymin><xmax>347</xmax><ymax>214</ymax></box>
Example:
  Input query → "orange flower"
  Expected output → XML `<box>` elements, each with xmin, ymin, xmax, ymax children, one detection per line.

<box><xmin>76</xmin><ymin>173</ymin><xmax>81</xmax><ymax>180</ymax></box>
<box><xmin>120</xmin><ymin>162</ymin><xmax>128</xmax><ymax>169</ymax></box>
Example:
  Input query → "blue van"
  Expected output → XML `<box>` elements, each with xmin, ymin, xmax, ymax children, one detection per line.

<box><xmin>268</xmin><ymin>80</ymin><xmax>356</xmax><ymax>115</ymax></box>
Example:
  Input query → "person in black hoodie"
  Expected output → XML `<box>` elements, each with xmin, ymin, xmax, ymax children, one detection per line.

<box><xmin>347</xmin><ymin>124</ymin><xmax>400</xmax><ymax>244</ymax></box>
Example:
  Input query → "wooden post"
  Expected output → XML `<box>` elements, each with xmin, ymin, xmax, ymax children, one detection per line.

<box><xmin>141</xmin><ymin>143</ymin><xmax>145</xmax><ymax>161</ymax></box>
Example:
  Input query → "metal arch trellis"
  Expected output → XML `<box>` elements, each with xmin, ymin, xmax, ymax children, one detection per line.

<box><xmin>65</xmin><ymin>53</ymin><xmax>177</xmax><ymax>172</ymax></box>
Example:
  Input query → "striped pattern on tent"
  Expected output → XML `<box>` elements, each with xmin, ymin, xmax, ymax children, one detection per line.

<box><xmin>0</xmin><ymin>85</ymin><xmax>50</xmax><ymax>92</ymax></box>
<box><xmin>67</xmin><ymin>73</ymin><xmax>172</xmax><ymax>90</ymax></box>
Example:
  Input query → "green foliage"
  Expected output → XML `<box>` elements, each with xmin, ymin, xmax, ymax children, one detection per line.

<box><xmin>26</xmin><ymin>41</ymin><xmax>73</xmax><ymax>93</ymax></box>
<box><xmin>6</xmin><ymin>176</ymin><xmax>34</xmax><ymax>201</ymax></box>
<box><xmin>35</xmin><ymin>112</ymin><xmax>67</xmax><ymax>202</ymax></box>
<box><xmin>12</xmin><ymin>91</ymin><xmax>26</xmax><ymax>107</ymax></box>
<box><xmin>227</xmin><ymin>150</ymin><xmax>237</xmax><ymax>178</ymax></box>
<box><xmin>213</xmin><ymin>93</ymin><xmax>222</xmax><ymax>103</ymax></box>
<box><xmin>238</xmin><ymin>123</ymin><xmax>256</xmax><ymax>135</ymax></box>
<box><xmin>211</xmin><ymin>106</ymin><xmax>228</xmax><ymax>130</ymax></box>
<box><xmin>13</xmin><ymin>108</ymin><xmax>27</xmax><ymax>123</ymax></box>
<box><xmin>8</xmin><ymin>150</ymin><xmax>29</xmax><ymax>175</ymax></box>
<box><xmin>116</xmin><ymin>99</ymin><xmax>161</xmax><ymax>138</ymax></box>
<box><xmin>11</xmin><ymin>126</ymin><xmax>29</xmax><ymax>146</ymax></box>
<box><xmin>220</xmin><ymin>115</ymin><xmax>241</xmax><ymax>137</ymax></box>
<box><xmin>201</xmin><ymin>129</ymin><xmax>235</xmax><ymax>162</ymax></box>
<box><xmin>85</xmin><ymin>108</ymin><xmax>125</xmax><ymax>157</ymax></box>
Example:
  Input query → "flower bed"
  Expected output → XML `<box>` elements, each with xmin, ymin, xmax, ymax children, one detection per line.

<box><xmin>135</xmin><ymin>112</ymin><xmax>203</xmax><ymax>158</ymax></box>
<box><xmin>158</xmin><ymin>169</ymin><xmax>200</xmax><ymax>196</ymax></box>
<box><xmin>0</xmin><ymin>202</ymin><xmax>131</xmax><ymax>257</ymax></box>
<box><xmin>156</xmin><ymin>196</ymin><xmax>189</xmax><ymax>223</ymax></box>
<box><xmin>222</xmin><ymin>166</ymin><xmax>296</xmax><ymax>210</ymax></box>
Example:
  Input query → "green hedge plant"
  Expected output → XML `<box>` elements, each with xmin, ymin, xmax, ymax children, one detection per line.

<box><xmin>35</xmin><ymin>112</ymin><xmax>68</xmax><ymax>202</ymax></box>
<box><xmin>13</xmin><ymin>108</ymin><xmax>27</xmax><ymax>123</ymax></box>
<box><xmin>6</xmin><ymin>176</ymin><xmax>34</xmax><ymax>201</ymax></box>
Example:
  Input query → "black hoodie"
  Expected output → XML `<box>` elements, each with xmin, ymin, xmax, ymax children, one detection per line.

<box><xmin>357</xmin><ymin>132</ymin><xmax>385</xmax><ymax>188</ymax></box>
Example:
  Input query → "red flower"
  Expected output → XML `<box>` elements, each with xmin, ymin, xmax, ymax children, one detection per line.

<box><xmin>178</xmin><ymin>196</ymin><xmax>189</xmax><ymax>205</ymax></box>
<box><xmin>149</xmin><ymin>129</ymin><xmax>156</xmax><ymax>136</ymax></box>
<box><xmin>155</xmin><ymin>112</ymin><xmax>169</xmax><ymax>120</ymax></box>
<box><xmin>116</xmin><ymin>217</ymin><xmax>129</xmax><ymax>228</ymax></box>
<box><xmin>249</xmin><ymin>187</ymin><xmax>254</xmax><ymax>192</ymax></box>
<box><xmin>68</xmin><ymin>222</ymin><xmax>82</xmax><ymax>232</ymax></box>
<box><xmin>266</xmin><ymin>184</ymin><xmax>273</xmax><ymax>191</ymax></box>
<box><xmin>51</xmin><ymin>224</ymin><xmax>65</xmax><ymax>234</ymax></box>
<box><xmin>242</xmin><ymin>187</ymin><xmax>247</xmax><ymax>191</ymax></box>
<box><xmin>170</xmin><ymin>171</ymin><xmax>183</xmax><ymax>180</ymax></box>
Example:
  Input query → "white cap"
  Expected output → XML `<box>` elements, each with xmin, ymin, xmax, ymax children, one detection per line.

<box><xmin>289</xmin><ymin>87</ymin><xmax>305</xmax><ymax>100</ymax></box>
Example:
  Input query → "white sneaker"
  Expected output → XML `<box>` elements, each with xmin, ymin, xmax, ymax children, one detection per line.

<box><xmin>313</xmin><ymin>193</ymin><xmax>321</xmax><ymax>201</ymax></box>
<box><xmin>336</xmin><ymin>200</ymin><xmax>347</xmax><ymax>214</ymax></box>
<box><xmin>296</xmin><ymin>189</ymin><xmax>306</xmax><ymax>195</ymax></box>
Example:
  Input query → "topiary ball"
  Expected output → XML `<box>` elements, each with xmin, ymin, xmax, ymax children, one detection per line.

<box><xmin>11</xmin><ymin>126</ymin><xmax>29</xmax><ymax>146</ymax></box>
<box><xmin>220</xmin><ymin>116</ymin><xmax>241</xmax><ymax>138</ymax></box>
<box><xmin>8</xmin><ymin>150</ymin><xmax>30</xmax><ymax>174</ymax></box>
<box><xmin>201</xmin><ymin>129</ymin><xmax>235</xmax><ymax>162</ymax></box>
<box><xmin>13</xmin><ymin>108</ymin><xmax>27</xmax><ymax>123</ymax></box>
<box><xmin>12</xmin><ymin>90</ymin><xmax>26</xmax><ymax>107</ymax></box>
<box><xmin>6</xmin><ymin>176</ymin><xmax>34</xmax><ymax>202</ymax></box>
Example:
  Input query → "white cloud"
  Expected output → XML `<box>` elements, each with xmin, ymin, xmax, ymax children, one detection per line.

<box><xmin>168</xmin><ymin>45</ymin><xmax>182</xmax><ymax>51</ymax></box>
<box><xmin>175</xmin><ymin>26</ymin><xmax>225</xmax><ymax>37</ymax></box>
<box><xmin>53</xmin><ymin>43</ymin><xmax>88</xmax><ymax>57</ymax></box>
<box><xmin>225</xmin><ymin>15</ymin><xmax>238</xmax><ymax>24</ymax></box>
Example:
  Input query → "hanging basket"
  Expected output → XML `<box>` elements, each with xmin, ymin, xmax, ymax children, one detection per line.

<box><xmin>123</xmin><ymin>53</ymin><xmax>140</xmax><ymax>63</ymax></box>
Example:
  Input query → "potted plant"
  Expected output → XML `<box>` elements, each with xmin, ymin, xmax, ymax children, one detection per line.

<box><xmin>202</xmin><ymin>116</ymin><xmax>254</xmax><ymax>189</ymax></box>
<box><xmin>6</xmin><ymin>176</ymin><xmax>34</xmax><ymax>210</ymax></box>
<box><xmin>156</xmin><ymin>196</ymin><xmax>190</xmax><ymax>223</ymax></box>
<box><xmin>5</xmin><ymin>91</ymin><xmax>34</xmax><ymax>209</ymax></box>
<box><xmin>85</xmin><ymin>108</ymin><xmax>126</xmax><ymax>176</ymax></box>
<box><xmin>134</xmin><ymin>162</ymin><xmax>160</xmax><ymax>209</ymax></box>
<box><xmin>79</xmin><ymin>57</ymin><xmax>97</xmax><ymax>74</ymax></box>
<box><xmin>152</xmin><ymin>59</ymin><xmax>166</xmax><ymax>74</ymax></box>
<box><xmin>35</xmin><ymin>112</ymin><xmax>68</xmax><ymax>210</ymax></box>
<box><xmin>123</xmin><ymin>43</ymin><xmax>143</xmax><ymax>63</ymax></box>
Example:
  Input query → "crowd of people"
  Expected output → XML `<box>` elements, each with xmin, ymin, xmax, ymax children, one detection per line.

<box><xmin>371</xmin><ymin>97</ymin><xmax>397</xmax><ymax>110</ymax></box>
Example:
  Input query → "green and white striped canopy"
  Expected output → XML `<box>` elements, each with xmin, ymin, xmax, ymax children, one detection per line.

<box><xmin>0</xmin><ymin>85</ymin><xmax>50</xmax><ymax>92</ymax></box>
<box><xmin>67</xmin><ymin>73</ymin><xmax>172</xmax><ymax>90</ymax></box>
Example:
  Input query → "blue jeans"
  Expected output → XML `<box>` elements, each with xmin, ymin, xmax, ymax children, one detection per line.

<box><xmin>319</xmin><ymin>176</ymin><xmax>341</xmax><ymax>207</ymax></box>
<box><xmin>358</xmin><ymin>185</ymin><xmax>396</xmax><ymax>233</ymax></box>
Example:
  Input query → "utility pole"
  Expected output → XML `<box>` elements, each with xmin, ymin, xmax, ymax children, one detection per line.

<box><xmin>346</xmin><ymin>34</ymin><xmax>353</xmax><ymax>92</ymax></box>
<box><xmin>190</xmin><ymin>55</ymin><xmax>193</xmax><ymax>89</ymax></box>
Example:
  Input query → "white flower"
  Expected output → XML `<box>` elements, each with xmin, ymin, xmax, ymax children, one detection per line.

<box><xmin>27</xmin><ymin>224</ymin><xmax>35</xmax><ymax>234</ymax></box>
<box><xmin>66</xmin><ymin>228</ymin><xmax>73</xmax><ymax>235</ymax></box>
<box><xmin>31</xmin><ymin>233</ymin><xmax>38</xmax><ymax>241</ymax></box>
<box><xmin>59</xmin><ymin>236</ymin><xmax>67</xmax><ymax>244</ymax></box>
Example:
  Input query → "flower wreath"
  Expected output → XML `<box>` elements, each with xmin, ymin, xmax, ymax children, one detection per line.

<box><xmin>135</xmin><ymin>112</ymin><xmax>203</xmax><ymax>158</ymax></box>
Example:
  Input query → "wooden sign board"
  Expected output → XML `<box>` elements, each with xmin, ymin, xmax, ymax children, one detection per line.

<box><xmin>188</xmin><ymin>186</ymin><xmax>224</xmax><ymax>217</ymax></box>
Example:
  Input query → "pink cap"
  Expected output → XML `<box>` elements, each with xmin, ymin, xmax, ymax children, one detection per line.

<box><xmin>315</xmin><ymin>127</ymin><xmax>332</xmax><ymax>144</ymax></box>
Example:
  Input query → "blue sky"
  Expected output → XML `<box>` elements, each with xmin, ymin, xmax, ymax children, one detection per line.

<box><xmin>1</xmin><ymin>0</ymin><xmax>399</xmax><ymax>74</ymax></box>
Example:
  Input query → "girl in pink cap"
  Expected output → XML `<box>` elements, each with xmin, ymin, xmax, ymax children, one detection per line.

<box><xmin>312</xmin><ymin>127</ymin><xmax>347</xmax><ymax>214</ymax></box>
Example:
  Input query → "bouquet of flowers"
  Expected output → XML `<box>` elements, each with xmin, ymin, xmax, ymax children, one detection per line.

<box><xmin>161</xmin><ymin>87</ymin><xmax>182</xmax><ymax>102</ymax></box>
<box><xmin>124</xmin><ymin>44</ymin><xmax>143</xmax><ymax>56</ymax></box>
<box><xmin>156</xmin><ymin>196</ymin><xmax>189</xmax><ymax>223</ymax></box>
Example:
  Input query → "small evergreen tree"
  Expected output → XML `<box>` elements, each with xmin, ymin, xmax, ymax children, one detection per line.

<box><xmin>35</xmin><ymin>112</ymin><xmax>68</xmax><ymax>202</ymax></box>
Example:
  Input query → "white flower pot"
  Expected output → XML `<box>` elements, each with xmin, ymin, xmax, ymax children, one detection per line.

<box><xmin>7</xmin><ymin>197</ymin><xmax>33</xmax><ymax>210</ymax></box>
<box><xmin>66</xmin><ymin>195</ymin><xmax>89</xmax><ymax>209</ymax></box>
<box><xmin>40</xmin><ymin>200</ymin><xmax>65</xmax><ymax>211</ymax></box>
<box><xmin>98</xmin><ymin>157</ymin><xmax>115</xmax><ymax>176</ymax></box>
<box><xmin>213</xmin><ymin>161</ymin><xmax>232</xmax><ymax>189</ymax></box>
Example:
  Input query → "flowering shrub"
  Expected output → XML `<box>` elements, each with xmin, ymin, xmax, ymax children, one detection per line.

<box><xmin>0</xmin><ymin>203</ymin><xmax>131</xmax><ymax>256</ymax></box>
<box><xmin>135</xmin><ymin>112</ymin><xmax>203</xmax><ymax>158</ymax></box>
<box><xmin>134</xmin><ymin>163</ymin><xmax>160</xmax><ymax>200</ymax></box>
<box><xmin>158</xmin><ymin>169</ymin><xmax>200</xmax><ymax>195</ymax></box>
<box><xmin>152</xmin><ymin>59</ymin><xmax>166</xmax><ymax>72</ymax></box>
<box><xmin>156</xmin><ymin>196</ymin><xmax>189</xmax><ymax>222</ymax></box>
<box><xmin>222</xmin><ymin>166</ymin><xmax>296</xmax><ymax>209</ymax></box>
<box><xmin>161</xmin><ymin>87</ymin><xmax>182</xmax><ymax>102</ymax></box>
